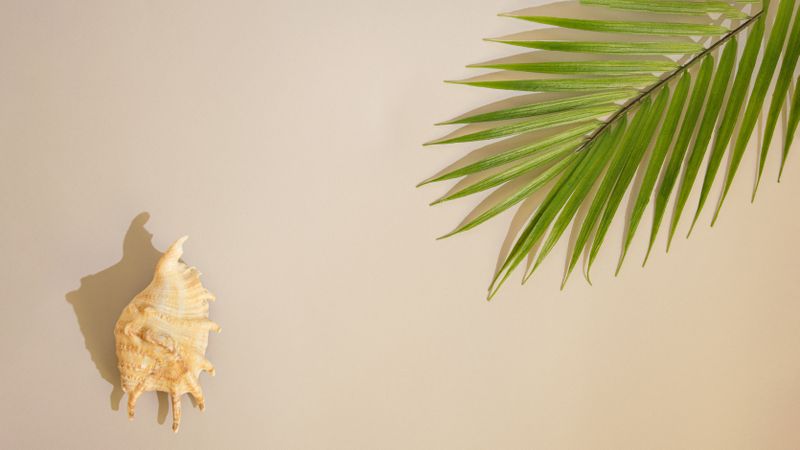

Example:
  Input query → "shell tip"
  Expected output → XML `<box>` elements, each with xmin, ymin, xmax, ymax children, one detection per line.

<box><xmin>161</xmin><ymin>235</ymin><xmax>189</xmax><ymax>263</ymax></box>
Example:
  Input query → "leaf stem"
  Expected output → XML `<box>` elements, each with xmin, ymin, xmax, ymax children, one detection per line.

<box><xmin>574</xmin><ymin>10</ymin><xmax>764</xmax><ymax>154</ymax></box>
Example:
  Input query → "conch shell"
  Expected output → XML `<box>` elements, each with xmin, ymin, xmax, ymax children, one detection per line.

<box><xmin>114</xmin><ymin>236</ymin><xmax>220</xmax><ymax>432</ymax></box>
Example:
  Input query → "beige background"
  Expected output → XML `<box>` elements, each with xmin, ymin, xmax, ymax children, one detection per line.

<box><xmin>2</xmin><ymin>1</ymin><xmax>800</xmax><ymax>449</ymax></box>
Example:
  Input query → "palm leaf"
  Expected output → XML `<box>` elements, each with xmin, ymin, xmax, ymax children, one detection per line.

<box><xmin>469</xmin><ymin>60</ymin><xmax>678</xmax><ymax>75</ymax></box>
<box><xmin>424</xmin><ymin>104</ymin><xmax>616</xmax><ymax>145</ymax></box>
<box><xmin>617</xmin><ymin>73</ymin><xmax>689</xmax><ymax>273</ymax></box>
<box><xmin>421</xmin><ymin>0</ymin><xmax>800</xmax><ymax>299</ymax></box>
<box><xmin>755</xmin><ymin>7</ymin><xmax>800</xmax><ymax>195</ymax></box>
<box><xmin>500</xmin><ymin>15</ymin><xmax>729</xmax><ymax>36</ymax></box>
<box><xmin>782</xmin><ymin>77</ymin><xmax>800</xmax><ymax>177</ymax></box>
<box><xmin>486</xmin><ymin>39</ymin><xmax>705</xmax><ymax>55</ymax></box>
<box><xmin>448</xmin><ymin>75</ymin><xmax>659</xmax><ymax>92</ymax></box>
<box><xmin>585</xmin><ymin>86</ymin><xmax>670</xmax><ymax>279</ymax></box>
<box><xmin>692</xmin><ymin>16</ymin><xmax>765</xmax><ymax>229</ymax></box>
<box><xmin>670</xmin><ymin>39</ymin><xmax>737</xmax><ymax>243</ymax></box>
<box><xmin>714</xmin><ymin>0</ymin><xmax>796</xmax><ymax>223</ymax></box>
<box><xmin>418</xmin><ymin>123</ymin><xmax>597</xmax><ymax>185</ymax></box>
<box><xmin>647</xmin><ymin>54</ymin><xmax>714</xmax><ymax>260</ymax></box>
<box><xmin>431</xmin><ymin>139</ymin><xmax>580</xmax><ymax>205</ymax></box>
<box><xmin>581</xmin><ymin>0</ymin><xmax>749</xmax><ymax>19</ymax></box>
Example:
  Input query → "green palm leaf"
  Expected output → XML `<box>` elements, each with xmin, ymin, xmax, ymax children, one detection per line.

<box><xmin>439</xmin><ymin>154</ymin><xmax>580</xmax><ymax>240</ymax></box>
<box><xmin>487</xmin><ymin>39</ymin><xmax>705</xmax><ymax>55</ymax></box>
<box><xmin>448</xmin><ymin>75</ymin><xmax>659</xmax><ymax>92</ymax></box>
<box><xmin>670</xmin><ymin>40</ymin><xmax>737</xmax><ymax>243</ymax></box>
<box><xmin>586</xmin><ymin>88</ymin><xmax>669</xmax><ymax>280</ymax></box>
<box><xmin>421</xmin><ymin>0</ymin><xmax>800</xmax><ymax>299</ymax></box>
<box><xmin>782</xmin><ymin>77</ymin><xmax>800</xmax><ymax>177</ymax></box>
<box><xmin>581</xmin><ymin>0</ymin><xmax>749</xmax><ymax>19</ymax></box>
<box><xmin>617</xmin><ymin>73</ymin><xmax>689</xmax><ymax>274</ymax></box>
<box><xmin>646</xmin><ymin>56</ymin><xmax>714</xmax><ymax>261</ymax></box>
<box><xmin>419</xmin><ymin>123</ymin><xmax>597</xmax><ymax>185</ymax></box>
<box><xmin>437</xmin><ymin>90</ymin><xmax>637</xmax><ymax>125</ymax></box>
<box><xmin>469</xmin><ymin>60</ymin><xmax>678</xmax><ymax>74</ymax></box>
<box><xmin>755</xmin><ymin>8</ymin><xmax>800</xmax><ymax>196</ymax></box>
<box><xmin>500</xmin><ymin>15</ymin><xmax>729</xmax><ymax>36</ymax></box>
<box><xmin>693</xmin><ymin>16</ymin><xmax>765</xmax><ymax>229</ymax></box>
<box><xmin>534</xmin><ymin>124</ymin><xmax>625</xmax><ymax>286</ymax></box>
<box><xmin>424</xmin><ymin>104</ymin><xmax>616</xmax><ymax>145</ymax></box>
<box><xmin>430</xmin><ymin>139</ymin><xmax>580</xmax><ymax>205</ymax></box>
<box><xmin>714</xmin><ymin>0</ymin><xmax>796</xmax><ymax>223</ymax></box>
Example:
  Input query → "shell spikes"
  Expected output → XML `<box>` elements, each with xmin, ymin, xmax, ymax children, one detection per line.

<box><xmin>114</xmin><ymin>236</ymin><xmax>220</xmax><ymax>432</ymax></box>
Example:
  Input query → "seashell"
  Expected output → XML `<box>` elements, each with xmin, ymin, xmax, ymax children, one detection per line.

<box><xmin>114</xmin><ymin>236</ymin><xmax>220</xmax><ymax>432</ymax></box>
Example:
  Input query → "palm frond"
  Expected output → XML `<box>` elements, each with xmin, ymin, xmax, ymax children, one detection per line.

<box><xmin>421</xmin><ymin>0</ymin><xmax>800</xmax><ymax>299</ymax></box>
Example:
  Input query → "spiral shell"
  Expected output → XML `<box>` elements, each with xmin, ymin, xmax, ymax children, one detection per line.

<box><xmin>114</xmin><ymin>236</ymin><xmax>220</xmax><ymax>432</ymax></box>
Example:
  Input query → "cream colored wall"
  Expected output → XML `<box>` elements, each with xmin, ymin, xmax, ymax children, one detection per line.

<box><xmin>2</xmin><ymin>1</ymin><xmax>800</xmax><ymax>449</ymax></box>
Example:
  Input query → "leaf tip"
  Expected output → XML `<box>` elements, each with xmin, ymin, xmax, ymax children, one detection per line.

<box><xmin>711</xmin><ymin>197</ymin><xmax>727</xmax><ymax>227</ymax></box>
<box><xmin>642</xmin><ymin>240</ymin><xmax>655</xmax><ymax>268</ymax></box>
<box><xmin>423</xmin><ymin>137</ymin><xmax>449</xmax><ymax>146</ymax></box>
<box><xmin>687</xmin><ymin>216</ymin><xmax>699</xmax><ymax>238</ymax></box>
<box><xmin>522</xmin><ymin>266</ymin><xmax>537</xmax><ymax>285</ymax></box>
<box><xmin>486</xmin><ymin>283</ymin><xmax>502</xmax><ymax>302</ymax></box>
<box><xmin>436</xmin><ymin>228</ymin><xmax>460</xmax><ymax>240</ymax></box>
<box><xmin>778</xmin><ymin>157</ymin><xmax>789</xmax><ymax>182</ymax></box>
<box><xmin>583</xmin><ymin>266</ymin><xmax>593</xmax><ymax>286</ymax></box>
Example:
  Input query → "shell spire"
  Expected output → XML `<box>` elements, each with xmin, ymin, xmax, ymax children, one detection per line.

<box><xmin>159</xmin><ymin>235</ymin><xmax>188</xmax><ymax>268</ymax></box>
<box><xmin>114</xmin><ymin>236</ymin><xmax>220</xmax><ymax>432</ymax></box>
